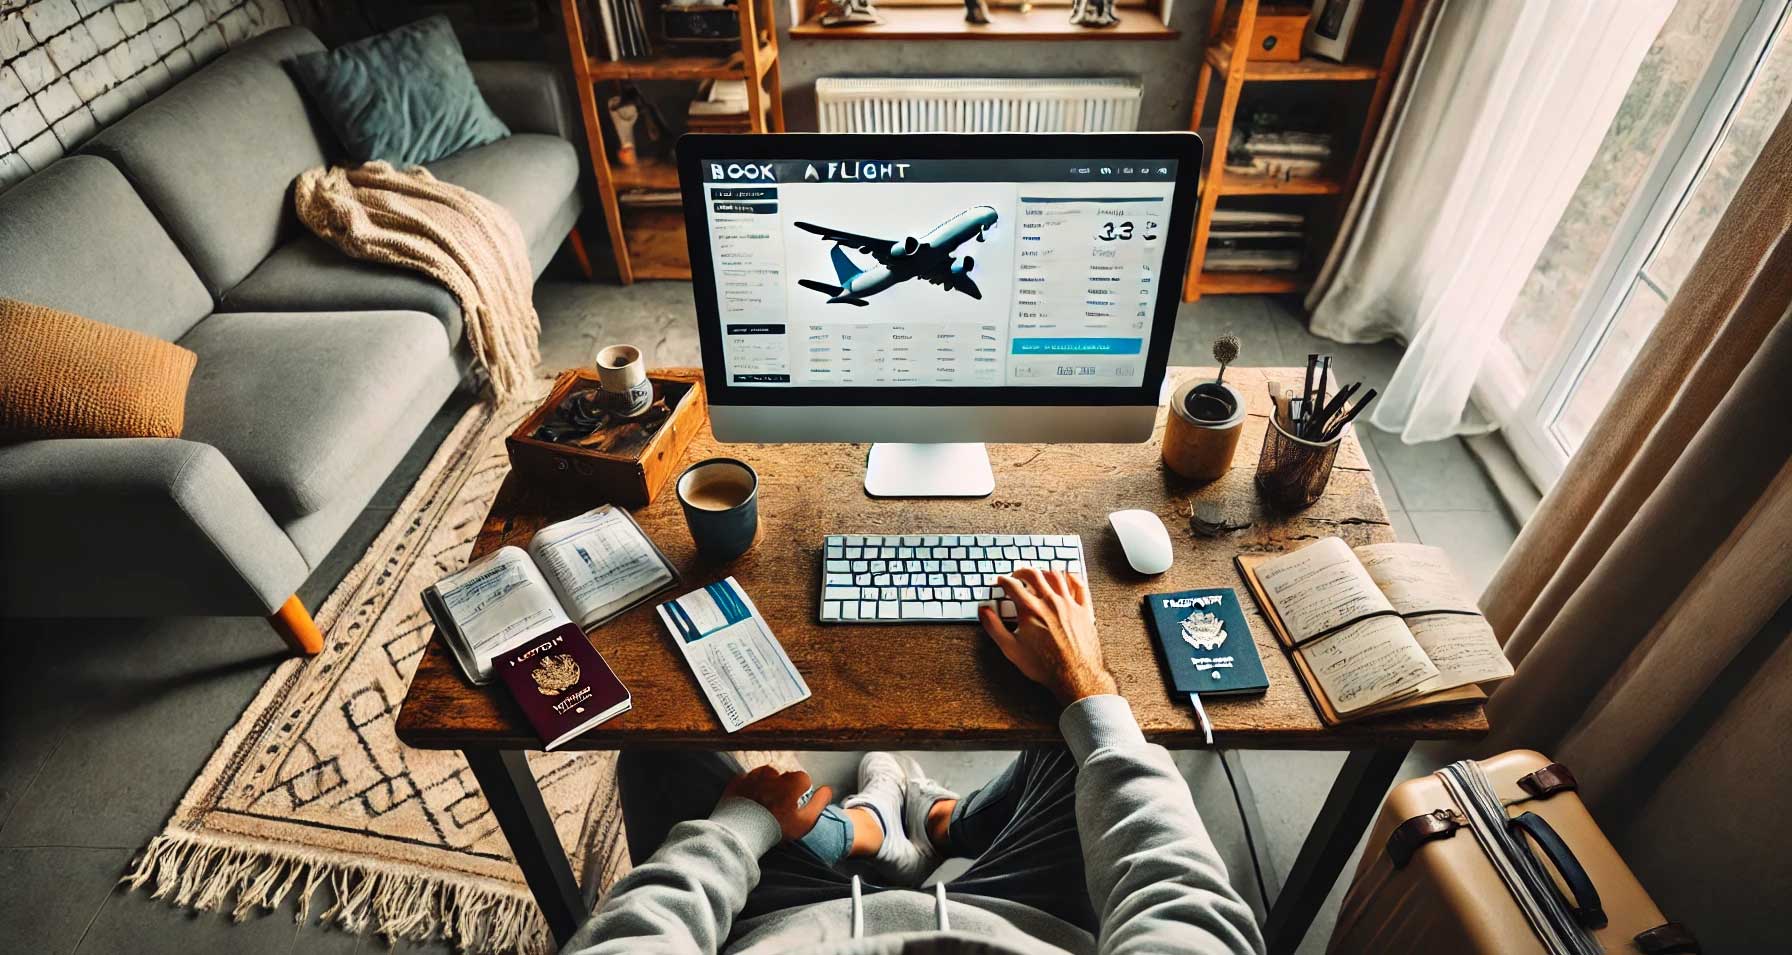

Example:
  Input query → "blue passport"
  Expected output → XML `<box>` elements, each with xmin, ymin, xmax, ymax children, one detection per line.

<box><xmin>1143</xmin><ymin>587</ymin><xmax>1270</xmax><ymax>698</ymax></box>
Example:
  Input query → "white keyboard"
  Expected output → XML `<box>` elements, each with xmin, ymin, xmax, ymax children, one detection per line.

<box><xmin>817</xmin><ymin>533</ymin><xmax>1087</xmax><ymax>623</ymax></box>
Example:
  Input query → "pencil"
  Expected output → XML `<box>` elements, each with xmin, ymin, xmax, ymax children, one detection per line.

<box><xmin>1313</xmin><ymin>381</ymin><xmax>1358</xmax><ymax>437</ymax></box>
<box><xmin>1312</xmin><ymin>356</ymin><xmax>1331</xmax><ymax>438</ymax></box>
<box><xmin>1326</xmin><ymin>388</ymin><xmax>1378</xmax><ymax>441</ymax></box>
<box><xmin>1301</xmin><ymin>354</ymin><xmax>1318</xmax><ymax>434</ymax></box>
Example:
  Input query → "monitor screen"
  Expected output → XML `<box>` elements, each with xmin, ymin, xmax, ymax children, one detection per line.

<box><xmin>689</xmin><ymin>153</ymin><xmax>1182</xmax><ymax>392</ymax></box>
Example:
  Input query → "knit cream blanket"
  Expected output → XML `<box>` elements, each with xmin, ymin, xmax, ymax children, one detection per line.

<box><xmin>294</xmin><ymin>162</ymin><xmax>540</xmax><ymax>401</ymax></box>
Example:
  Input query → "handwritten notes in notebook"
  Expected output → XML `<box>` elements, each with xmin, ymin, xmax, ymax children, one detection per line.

<box><xmin>1254</xmin><ymin>538</ymin><xmax>1437</xmax><ymax>715</ymax></box>
<box><xmin>1355</xmin><ymin>543</ymin><xmax>1513</xmax><ymax>690</ymax></box>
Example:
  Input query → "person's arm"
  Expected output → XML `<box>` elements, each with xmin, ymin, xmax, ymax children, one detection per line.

<box><xmin>983</xmin><ymin>569</ymin><xmax>1265</xmax><ymax>955</ymax></box>
<box><xmin>565</xmin><ymin>768</ymin><xmax>830</xmax><ymax>954</ymax></box>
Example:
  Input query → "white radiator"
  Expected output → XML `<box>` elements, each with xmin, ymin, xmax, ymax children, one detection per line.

<box><xmin>815</xmin><ymin>77</ymin><xmax>1143</xmax><ymax>134</ymax></box>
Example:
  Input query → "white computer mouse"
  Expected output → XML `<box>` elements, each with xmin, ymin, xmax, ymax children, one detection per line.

<box><xmin>1108</xmin><ymin>509</ymin><xmax>1173</xmax><ymax>575</ymax></box>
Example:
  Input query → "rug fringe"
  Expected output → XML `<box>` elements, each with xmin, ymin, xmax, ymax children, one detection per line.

<box><xmin>123</xmin><ymin>832</ymin><xmax>555</xmax><ymax>954</ymax></box>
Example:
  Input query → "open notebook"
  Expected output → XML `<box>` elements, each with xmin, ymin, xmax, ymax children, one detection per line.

<box><xmin>423</xmin><ymin>505</ymin><xmax>677</xmax><ymax>684</ymax></box>
<box><xmin>1235</xmin><ymin>537</ymin><xmax>1512</xmax><ymax>723</ymax></box>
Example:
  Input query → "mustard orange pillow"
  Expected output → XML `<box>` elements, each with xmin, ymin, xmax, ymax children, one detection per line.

<box><xmin>0</xmin><ymin>297</ymin><xmax>197</xmax><ymax>442</ymax></box>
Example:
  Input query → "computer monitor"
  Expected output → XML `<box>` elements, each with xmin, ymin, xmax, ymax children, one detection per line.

<box><xmin>678</xmin><ymin>132</ymin><xmax>1203</xmax><ymax>496</ymax></box>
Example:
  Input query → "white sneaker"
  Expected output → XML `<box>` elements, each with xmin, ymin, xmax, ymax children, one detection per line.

<box><xmin>901</xmin><ymin>757</ymin><xmax>957</xmax><ymax>871</ymax></box>
<box><xmin>842</xmin><ymin>753</ymin><xmax>931</xmax><ymax>886</ymax></box>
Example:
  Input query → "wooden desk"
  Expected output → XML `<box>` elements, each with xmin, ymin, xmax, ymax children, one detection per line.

<box><xmin>397</xmin><ymin>366</ymin><xmax>1487</xmax><ymax>952</ymax></box>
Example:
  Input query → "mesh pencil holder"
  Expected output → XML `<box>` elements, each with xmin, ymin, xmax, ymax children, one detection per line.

<box><xmin>1255</xmin><ymin>417</ymin><xmax>1344</xmax><ymax>511</ymax></box>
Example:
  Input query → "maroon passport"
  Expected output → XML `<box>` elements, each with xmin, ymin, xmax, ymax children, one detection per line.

<box><xmin>493</xmin><ymin>623</ymin><xmax>631</xmax><ymax>750</ymax></box>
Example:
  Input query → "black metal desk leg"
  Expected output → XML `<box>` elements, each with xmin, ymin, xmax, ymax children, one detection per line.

<box><xmin>464</xmin><ymin>748</ymin><xmax>585</xmax><ymax>947</ymax></box>
<box><xmin>1263</xmin><ymin>744</ymin><xmax>1411</xmax><ymax>955</ymax></box>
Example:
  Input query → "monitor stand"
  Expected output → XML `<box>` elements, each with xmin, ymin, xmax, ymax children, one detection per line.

<box><xmin>864</xmin><ymin>443</ymin><xmax>995</xmax><ymax>498</ymax></box>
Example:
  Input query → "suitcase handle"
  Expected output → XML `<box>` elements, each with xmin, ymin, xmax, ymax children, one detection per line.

<box><xmin>1509</xmin><ymin>811</ymin><xmax>1607</xmax><ymax>929</ymax></box>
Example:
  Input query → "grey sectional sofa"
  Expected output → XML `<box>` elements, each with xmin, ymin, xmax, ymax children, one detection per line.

<box><xmin>0</xmin><ymin>27</ymin><xmax>583</xmax><ymax>653</ymax></box>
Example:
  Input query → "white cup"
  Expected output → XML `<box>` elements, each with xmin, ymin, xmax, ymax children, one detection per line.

<box><xmin>594</xmin><ymin>343</ymin><xmax>653</xmax><ymax>417</ymax></box>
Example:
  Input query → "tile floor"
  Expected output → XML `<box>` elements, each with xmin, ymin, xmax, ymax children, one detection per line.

<box><xmin>0</xmin><ymin>278</ymin><xmax>1520</xmax><ymax>954</ymax></box>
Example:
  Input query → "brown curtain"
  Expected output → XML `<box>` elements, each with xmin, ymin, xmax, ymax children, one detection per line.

<box><xmin>1476</xmin><ymin>102</ymin><xmax>1792</xmax><ymax>949</ymax></box>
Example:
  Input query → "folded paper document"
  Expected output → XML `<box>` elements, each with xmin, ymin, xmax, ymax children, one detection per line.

<box><xmin>658</xmin><ymin>577</ymin><xmax>811</xmax><ymax>732</ymax></box>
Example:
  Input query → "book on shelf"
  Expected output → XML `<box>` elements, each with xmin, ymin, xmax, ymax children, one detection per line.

<box><xmin>1205</xmin><ymin>248</ymin><xmax>1303</xmax><ymax>272</ymax></box>
<box><xmin>686</xmin><ymin>80</ymin><xmax>768</xmax><ymax>134</ymax></box>
<box><xmin>593</xmin><ymin>0</ymin><xmax>621</xmax><ymax>60</ymax></box>
<box><xmin>1225</xmin><ymin>155</ymin><xmax>1328</xmax><ymax>179</ymax></box>
<box><xmin>1227</xmin><ymin>118</ymin><xmax>1334</xmax><ymax>180</ymax></box>
<box><xmin>1211</xmin><ymin>208</ymin><xmax>1305</xmax><ymax>230</ymax></box>
<box><xmin>1208</xmin><ymin>234</ymin><xmax>1303</xmax><ymax>252</ymax></box>
<box><xmin>1235</xmin><ymin>129</ymin><xmax>1333</xmax><ymax>159</ymax></box>
<box><xmin>593</xmin><ymin>0</ymin><xmax>652</xmax><ymax>59</ymax></box>
<box><xmin>422</xmin><ymin>503</ymin><xmax>678</xmax><ymax>684</ymax></box>
<box><xmin>1235</xmin><ymin>537</ymin><xmax>1513</xmax><ymax>724</ymax></box>
<box><xmin>1207</xmin><ymin>207</ymin><xmax>1304</xmax><ymax>271</ymax></box>
<box><xmin>618</xmin><ymin>188</ymin><xmax>683</xmax><ymax>207</ymax></box>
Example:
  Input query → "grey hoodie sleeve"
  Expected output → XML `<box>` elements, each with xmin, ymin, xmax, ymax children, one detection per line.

<box><xmin>1060</xmin><ymin>695</ymin><xmax>1266</xmax><ymax>955</ymax></box>
<box><xmin>564</xmin><ymin>796</ymin><xmax>782</xmax><ymax>955</ymax></box>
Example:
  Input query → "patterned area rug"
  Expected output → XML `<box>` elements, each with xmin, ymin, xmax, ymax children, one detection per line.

<box><xmin>124</xmin><ymin>393</ymin><xmax>784</xmax><ymax>953</ymax></box>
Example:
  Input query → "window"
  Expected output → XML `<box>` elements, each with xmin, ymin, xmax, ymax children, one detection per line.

<box><xmin>1478</xmin><ymin>0</ymin><xmax>1791</xmax><ymax>487</ymax></box>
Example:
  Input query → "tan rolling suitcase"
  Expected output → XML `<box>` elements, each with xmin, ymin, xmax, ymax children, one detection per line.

<box><xmin>1328</xmin><ymin>750</ymin><xmax>1699</xmax><ymax>955</ymax></box>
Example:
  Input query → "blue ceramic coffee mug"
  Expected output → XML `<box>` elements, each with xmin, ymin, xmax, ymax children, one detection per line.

<box><xmin>675</xmin><ymin>458</ymin><xmax>759</xmax><ymax>560</ymax></box>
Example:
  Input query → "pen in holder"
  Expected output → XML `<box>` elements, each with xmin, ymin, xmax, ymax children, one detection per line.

<box><xmin>1255</xmin><ymin>414</ymin><xmax>1344</xmax><ymax>511</ymax></box>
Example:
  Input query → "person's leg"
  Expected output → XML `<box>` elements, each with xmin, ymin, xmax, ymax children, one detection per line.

<box><xmin>746</xmin><ymin>803</ymin><xmax>902</xmax><ymax>920</ymax></box>
<box><xmin>617</xmin><ymin>750</ymin><xmax>866</xmax><ymax>921</ymax></box>
<box><xmin>927</xmin><ymin>747</ymin><xmax>1097</xmax><ymax>934</ymax></box>
<box><xmin>615</xmin><ymin>749</ymin><xmax>744</xmax><ymax>865</ymax></box>
<box><xmin>937</xmin><ymin>752</ymin><xmax>1030</xmax><ymax>855</ymax></box>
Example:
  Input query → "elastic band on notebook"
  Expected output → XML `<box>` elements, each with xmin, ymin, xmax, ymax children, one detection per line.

<box><xmin>1292</xmin><ymin>607</ymin><xmax>1483</xmax><ymax>650</ymax></box>
<box><xmin>1291</xmin><ymin>609</ymin><xmax>1404</xmax><ymax>650</ymax></box>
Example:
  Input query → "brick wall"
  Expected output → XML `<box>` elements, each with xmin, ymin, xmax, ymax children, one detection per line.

<box><xmin>0</xmin><ymin>0</ymin><xmax>298</xmax><ymax>191</ymax></box>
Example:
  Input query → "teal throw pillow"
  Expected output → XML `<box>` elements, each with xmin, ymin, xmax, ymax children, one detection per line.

<box><xmin>290</xmin><ymin>15</ymin><xmax>509</xmax><ymax>167</ymax></box>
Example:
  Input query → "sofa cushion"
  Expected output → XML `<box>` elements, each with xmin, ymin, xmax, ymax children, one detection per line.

<box><xmin>0</xmin><ymin>297</ymin><xmax>198</xmax><ymax>441</ymax></box>
<box><xmin>80</xmin><ymin>27</ymin><xmax>332</xmax><ymax>299</ymax></box>
<box><xmin>470</xmin><ymin>61</ymin><xmax>577</xmax><ymax>140</ymax></box>
<box><xmin>426</xmin><ymin>133</ymin><xmax>581</xmax><ymax>275</ymax></box>
<box><xmin>0</xmin><ymin>157</ymin><xmax>213</xmax><ymax>340</ymax></box>
<box><xmin>290</xmin><ymin>15</ymin><xmax>509</xmax><ymax>167</ymax></box>
<box><xmin>176</xmin><ymin>310</ymin><xmax>452</xmax><ymax>521</ymax></box>
<box><xmin>221</xmin><ymin>235</ymin><xmax>463</xmax><ymax>345</ymax></box>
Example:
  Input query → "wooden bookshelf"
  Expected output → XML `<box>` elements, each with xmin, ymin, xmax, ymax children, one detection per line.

<box><xmin>560</xmin><ymin>0</ymin><xmax>787</xmax><ymax>283</ymax></box>
<box><xmin>612</xmin><ymin>155</ymin><xmax>681</xmax><ymax>192</ymax></box>
<box><xmin>1198</xmin><ymin>269</ymin><xmax>1312</xmax><ymax>294</ymax></box>
<box><xmin>790</xmin><ymin>4</ymin><xmax>1177</xmax><ymax>40</ymax></box>
<box><xmin>1203</xmin><ymin>40</ymin><xmax>1381</xmax><ymax>82</ymax></box>
<box><xmin>1184</xmin><ymin>0</ymin><xmax>1422</xmax><ymax>301</ymax></box>
<box><xmin>1203</xmin><ymin>169</ymin><xmax>1344</xmax><ymax>196</ymax></box>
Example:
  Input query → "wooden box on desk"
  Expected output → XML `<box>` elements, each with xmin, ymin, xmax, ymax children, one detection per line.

<box><xmin>504</xmin><ymin>370</ymin><xmax>706</xmax><ymax>507</ymax></box>
<box><xmin>1222</xmin><ymin>4</ymin><xmax>1310</xmax><ymax>61</ymax></box>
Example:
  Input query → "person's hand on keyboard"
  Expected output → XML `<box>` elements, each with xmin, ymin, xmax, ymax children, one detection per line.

<box><xmin>979</xmin><ymin>567</ymin><xmax>1118</xmax><ymax>706</ymax></box>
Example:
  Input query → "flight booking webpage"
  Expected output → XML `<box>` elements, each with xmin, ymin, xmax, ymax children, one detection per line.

<box><xmin>699</xmin><ymin>157</ymin><xmax>1177</xmax><ymax>388</ymax></box>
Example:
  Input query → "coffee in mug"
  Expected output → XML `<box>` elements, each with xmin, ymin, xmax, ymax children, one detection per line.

<box><xmin>681</xmin><ymin>470</ymin><xmax>755</xmax><ymax>511</ymax></box>
<box><xmin>676</xmin><ymin>458</ymin><xmax>759</xmax><ymax>560</ymax></box>
<box><xmin>594</xmin><ymin>343</ymin><xmax>653</xmax><ymax>417</ymax></box>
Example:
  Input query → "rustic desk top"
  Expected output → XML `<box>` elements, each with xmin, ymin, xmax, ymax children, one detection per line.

<box><xmin>397</xmin><ymin>366</ymin><xmax>1489</xmax><ymax>751</ymax></box>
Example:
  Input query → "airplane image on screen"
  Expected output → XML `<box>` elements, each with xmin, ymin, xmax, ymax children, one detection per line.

<box><xmin>794</xmin><ymin>205</ymin><xmax>998</xmax><ymax>306</ymax></box>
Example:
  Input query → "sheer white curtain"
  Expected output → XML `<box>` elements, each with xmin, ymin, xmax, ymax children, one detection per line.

<box><xmin>1305</xmin><ymin>0</ymin><xmax>1672</xmax><ymax>443</ymax></box>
